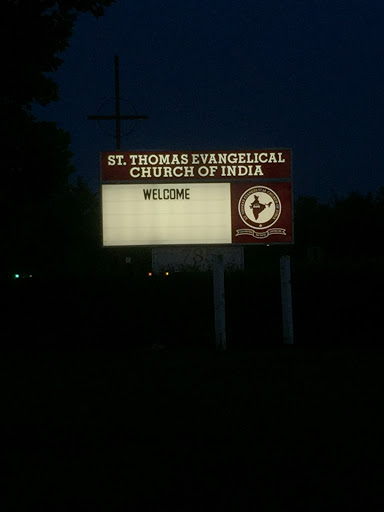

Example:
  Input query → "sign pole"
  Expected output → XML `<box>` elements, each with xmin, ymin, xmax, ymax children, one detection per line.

<box><xmin>213</xmin><ymin>253</ymin><xmax>226</xmax><ymax>350</ymax></box>
<box><xmin>280</xmin><ymin>255</ymin><xmax>294</xmax><ymax>344</ymax></box>
<box><xmin>87</xmin><ymin>55</ymin><xmax>148</xmax><ymax>148</ymax></box>
<box><xmin>114</xmin><ymin>55</ymin><xmax>121</xmax><ymax>150</ymax></box>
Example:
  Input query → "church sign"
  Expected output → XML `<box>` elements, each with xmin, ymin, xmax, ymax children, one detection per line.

<box><xmin>101</xmin><ymin>149</ymin><xmax>293</xmax><ymax>246</ymax></box>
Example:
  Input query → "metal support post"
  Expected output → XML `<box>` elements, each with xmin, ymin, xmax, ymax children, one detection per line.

<box><xmin>213</xmin><ymin>253</ymin><xmax>226</xmax><ymax>350</ymax></box>
<box><xmin>280</xmin><ymin>255</ymin><xmax>294</xmax><ymax>344</ymax></box>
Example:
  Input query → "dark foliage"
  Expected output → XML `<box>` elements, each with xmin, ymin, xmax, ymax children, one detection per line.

<box><xmin>1</xmin><ymin>0</ymin><xmax>115</xmax><ymax>274</ymax></box>
<box><xmin>294</xmin><ymin>188</ymin><xmax>384</xmax><ymax>264</ymax></box>
<box><xmin>2</xmin><ymin>0</ymin><xmax>115</xmax><ymax>108</ymax></box>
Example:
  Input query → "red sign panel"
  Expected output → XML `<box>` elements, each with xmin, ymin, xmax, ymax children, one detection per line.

<box><xmin>230</xmin><ymin>181</ymin><xmax>292</xmax><ymax>243</ymax></box>
<box><xmin>101</xmin><ymin>149</ymin><xmax>291</xmax><ymax>182</ymax></box>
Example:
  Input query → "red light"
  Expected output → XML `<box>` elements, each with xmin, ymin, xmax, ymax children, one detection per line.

<box><xmin>148</xmin><ymin>272</ymin><xmax>153</xmax><ymax>277</ymax></box>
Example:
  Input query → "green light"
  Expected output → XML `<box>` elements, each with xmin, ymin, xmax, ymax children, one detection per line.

<box><xmin>14</xmin><ymin>273</ymin><xmax>20</xmax><ymax>279</ymax></box>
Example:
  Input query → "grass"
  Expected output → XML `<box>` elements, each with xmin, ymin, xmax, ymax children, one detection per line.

<box><xmin>3</xmin><ymin>345</ymin><xmax>384</xmax><ymax>509</ymax></box>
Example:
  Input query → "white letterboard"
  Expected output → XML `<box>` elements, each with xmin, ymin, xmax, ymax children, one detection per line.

<box><xmin>102</xmin><ymin>183</ymin><xmax>232</xmax><ymax>246</ymax></box>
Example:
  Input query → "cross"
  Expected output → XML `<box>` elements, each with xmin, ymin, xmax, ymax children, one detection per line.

<box><xmin>87</xmin><ymin>55</ymin><xmax>148</xmax><ymax>149</ymax></box>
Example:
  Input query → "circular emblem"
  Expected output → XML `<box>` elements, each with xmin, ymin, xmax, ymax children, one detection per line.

<box><xmin>238</xmin><ymin>186</ymin><xmax>282</xmax><ymax>229</ymax></box>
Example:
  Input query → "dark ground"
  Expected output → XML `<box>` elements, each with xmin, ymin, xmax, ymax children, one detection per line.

<box><xmin>3</xmin><ymin>265</ymin><xmax>384</xmax><ymax>509</ymax></box>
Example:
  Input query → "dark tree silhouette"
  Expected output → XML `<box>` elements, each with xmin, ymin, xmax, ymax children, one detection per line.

<box><xmin>293</xmin><ymin>188</ymin><xmax>384</xmax><ymax>268</ymax></box>
<box><xmin>1</xmin><ymin>0</ymin><xmax>115</xmax><ymax>275</ymax></box>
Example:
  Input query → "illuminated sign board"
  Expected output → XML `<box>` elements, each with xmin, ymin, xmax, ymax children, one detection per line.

<box><xmin>101</xmin><ymin>149</ymin><xmax>293</xmax><ymax>246</ymax></box>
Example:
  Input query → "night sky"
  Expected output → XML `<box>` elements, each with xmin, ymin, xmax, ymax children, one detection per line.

<box><xmin>33</xmin><ymin>0</ymin><xmax>384</xmax><ymax>201</ymax></box>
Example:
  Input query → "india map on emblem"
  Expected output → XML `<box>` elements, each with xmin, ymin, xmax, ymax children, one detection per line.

<box><xmin>238</xmin><ymin>186</ymin><xmax>281</xmax><ymax>229</ymax></box>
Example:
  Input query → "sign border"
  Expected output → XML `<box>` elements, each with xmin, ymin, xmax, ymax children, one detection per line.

<box><xmin>100</xmin><ymin>149</ymin><xmax>294</xmax><ymax>247</ymax></box>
